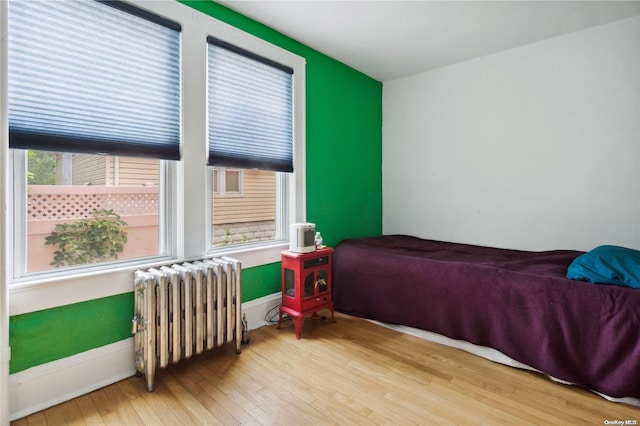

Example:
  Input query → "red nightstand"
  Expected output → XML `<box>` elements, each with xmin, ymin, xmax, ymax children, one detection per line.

<box><xmin>278</xmin><ymin>247</ymin><xmax>335</xmax><ymax>338</ymax></box>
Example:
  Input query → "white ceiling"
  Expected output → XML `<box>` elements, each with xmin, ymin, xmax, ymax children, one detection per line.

<box><xmin>217</xmin><ymin>1</ymin><xmax>640</xmax><ymax>82</ymax></box>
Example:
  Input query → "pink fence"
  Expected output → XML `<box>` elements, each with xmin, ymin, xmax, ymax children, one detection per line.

<box><xmin>27</xmin><ymin>186</ymin><xmax>159</xmax><ymax>272</ymax></box>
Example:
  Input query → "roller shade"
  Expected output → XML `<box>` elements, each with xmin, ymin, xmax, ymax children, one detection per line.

<box><xmin>207</xmin><ymin>37</ymin><xmax>293</xmax><ymax>172</ymax></box>
<box><xmin>7</xmin><ymin>0</ymin><xmax>181</xmax><ymax>160</ymax></box>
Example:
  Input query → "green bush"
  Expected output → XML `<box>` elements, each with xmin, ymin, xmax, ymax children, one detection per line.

<box><xmin>45</xmin><ymin>209</ymin><xmax>128</xmax><ymax>267</ymax></box>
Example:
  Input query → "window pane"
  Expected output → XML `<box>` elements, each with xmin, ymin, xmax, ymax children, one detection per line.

<box><xmin>27</xmin><ymin>151</ymin><xmax>161</xmax><ymax>273</ymax></box>
<box><xmin>212</xmin><ymin>167</ymin><xmax>219</xmax><ymax>194</ymax></box>
<box><xmin>212</xmin><ymin>169</ymin><xmax>276</xmax><ymax>247</ymax></box>
<box><xmin>225</xmin><ymin>169</ymin><xmax>241</xmax><ymax>193</ymax></box>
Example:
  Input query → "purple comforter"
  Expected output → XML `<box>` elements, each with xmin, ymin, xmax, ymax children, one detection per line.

<box><xmin>333</xmin><ymin>235</ymin><xmax>640</xmax><ymax>399</ymax></box>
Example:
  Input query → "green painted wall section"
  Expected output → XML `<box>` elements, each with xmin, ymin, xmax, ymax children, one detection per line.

<box><xmin>240</xmin><ymin>262</ymin><xmax>282</xmax><ymax>302</ymax></box>
<box><xmin>9</xmin><ymin>0</ymin><xmax>382</xmax><ymax>374</ymax></box>
<box><xmin>305</xmin><ymin>56</ymin><xmax>383</xmax><ymax>246</ymax></box>
<box><xmin>9</xmin><ymin>293</ymin><xmax>134</xmax><ymax>374</ymax></box>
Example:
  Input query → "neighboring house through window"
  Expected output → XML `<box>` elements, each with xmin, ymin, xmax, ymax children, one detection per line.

<box><xmin>212</xmin><ymin>167</ymin><xmax>243</xmax><ymax>196</ymax></box>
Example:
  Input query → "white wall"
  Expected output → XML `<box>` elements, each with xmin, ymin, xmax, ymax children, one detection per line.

<box><xmin>383</xmin><ymin>16</ymin><xmax>640</xmax><ymax>252</ymax></box>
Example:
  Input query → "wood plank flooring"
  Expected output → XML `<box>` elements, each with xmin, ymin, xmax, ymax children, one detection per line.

<box><xmin>12</xmin><ymin>312</ymin><xmax>640</xmax><ymax>425</ymax></box>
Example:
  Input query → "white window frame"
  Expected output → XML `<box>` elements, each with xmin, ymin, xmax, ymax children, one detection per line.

<box><xmin>2</xmin><ymin>0</ymin><xmax>306</xmax><ymax>317</ymax></box>
<box><xmin>204</xmin><ymin>36</ymin><xmax>303</xmax><ymax>256</ymax></box>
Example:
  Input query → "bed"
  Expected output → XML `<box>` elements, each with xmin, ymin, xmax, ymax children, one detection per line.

<box><xmin>332</xmin><ymin>235</ymin><xmax>640</xmax><ymax>404</ymax></box>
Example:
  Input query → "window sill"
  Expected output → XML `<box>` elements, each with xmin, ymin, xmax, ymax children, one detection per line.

<box><xmin>9</xmin><ymin>242</ymin><xmax>287</xmax><ymax>316</ymax></box>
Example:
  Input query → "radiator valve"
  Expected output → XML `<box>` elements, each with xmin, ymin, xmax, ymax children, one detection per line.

<box><xmin>131</xmin><ymin>316</ymin><xmax>140</xmax><ymax>334</ymax></box>
<box><xmin>241</xmin><ymin>313</ymin><xmax>250</xmax><ymax>344</ymax></box>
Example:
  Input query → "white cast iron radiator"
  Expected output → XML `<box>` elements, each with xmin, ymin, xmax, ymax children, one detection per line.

<box><xmin>132</xmin><ymin>257</ymin><xmax>242</xmax><ymax>392</ymax></box>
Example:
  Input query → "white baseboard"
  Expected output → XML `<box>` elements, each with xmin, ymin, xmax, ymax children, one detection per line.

<box><xmin>9</xmin><ymin>338</ymin><xmax>136</xmax><ymax>421</ymax></box>
<box><xmin>9</xmin><ymin>293</ymin><xmax>281</xmax><ymax>421</ymax></box>
<box><xmin>241</xmin><ymin>292</ymin><xmax>282</xmax><ymax>331</ymax></box>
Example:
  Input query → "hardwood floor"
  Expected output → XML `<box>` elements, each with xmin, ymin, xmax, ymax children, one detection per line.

<box><xmin>12</xmin><ymin>312</ymin><xmax>640</xmax><ymax>425</ymax></box>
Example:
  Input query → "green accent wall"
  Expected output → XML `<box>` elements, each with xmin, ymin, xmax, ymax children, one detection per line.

<box><xmin>9</xmin><ymin>0</ymin><xmax>382</xmax><ymax>374</ymax></box>
<box><xmin>9</xmin><ymin>293</ymin><xmax>134</xmax><ymax>373</ymax></box>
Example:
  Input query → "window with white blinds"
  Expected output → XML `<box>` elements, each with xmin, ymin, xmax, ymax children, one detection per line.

<box><xmin>7</xmin><ymin>0</ymin><xmax>181</xmax><ymax>160</ymax></box>
<box><xmin>207</xmin><ymin>37</ymin><xmax>294</xmax><ymax>172</ymax></box>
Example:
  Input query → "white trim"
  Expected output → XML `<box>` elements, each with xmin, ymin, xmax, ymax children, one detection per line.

<box><xmin>9</xmin><ymin>244</ymin><xmax>286</xmax><ymax>316</ymax></box>
<box><xmin>1</xmin><ymin>1</ymin><xmax>10</xmax><ymax>423</ymax></box>
<box><xmin>8</xmin><ymin>293</ymin><xmax>281</xmax><ymax>421</ymax></box>
<box><xmin>241</xmin><ymin>291</ymin><xmax>282</xmax><ymax>331</ymax></box>
<box><xmin>9</xmin><ymin>339</ymin><xmax>136</xmax><ymax>422</ymax></box>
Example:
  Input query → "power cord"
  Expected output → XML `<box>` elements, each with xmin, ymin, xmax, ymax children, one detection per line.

<box><xmin>265</xmin><ymin>302</ymin><xmax>292</xmax><ymax>325</ymax></box>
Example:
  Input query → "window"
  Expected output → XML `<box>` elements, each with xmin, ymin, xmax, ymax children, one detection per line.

<box><xmin>3</xmin><ymin>0</ymin><xmax>305</xmax><ymax>303</ymax></box>
<box><xmin>207</xmin><ymin>38</ymin><xmax>294</xmax><ymax>249</ymax></box>
<box><xmin>7</xmin><ymin>0</ymin><xmax>180</xmax><ymax>277</ymax></box>
<box><xmin>212</xmin><ymin>167</ymin><xmax>243</xmax><ymax>196</ymax></box>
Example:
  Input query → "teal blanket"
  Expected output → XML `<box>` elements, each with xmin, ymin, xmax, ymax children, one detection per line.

<box><xmin>567</xmin><ymin>245</ymin><xmax>640</xmax><ymax>289</ymax></box>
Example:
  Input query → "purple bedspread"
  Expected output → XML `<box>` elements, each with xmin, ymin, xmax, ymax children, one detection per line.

<box><xmin>333</xmin><ymin>235</ymin><xmax>640</xmax><ymax>399</ymax></box>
